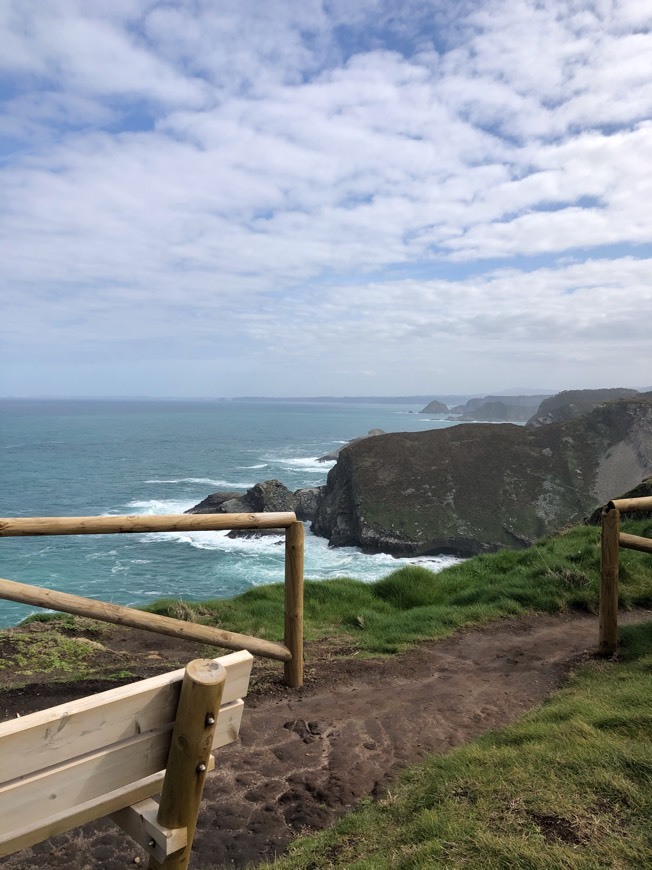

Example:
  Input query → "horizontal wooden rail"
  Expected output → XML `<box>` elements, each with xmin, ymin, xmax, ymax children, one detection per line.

<box><xmin>0</xmin><ymin>512</ymin><xmax>296</xmax><ymax>538</ymax></box>
<box><xmin>609</xmin><ymin>496</ymin><xmax>652</xmax><ymax>513</ymax></box>
<box><xmin>619</xmin><ymin>532</ymin><xmax>652</xmax><ymax>554</ymax></box>
<box><xmin>0</xmin><ymin>577</ymin><xmax>291</xmax><ymax>662</ymax></box>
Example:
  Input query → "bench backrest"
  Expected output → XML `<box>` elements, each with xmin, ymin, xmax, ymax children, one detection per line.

<box><xmin>0</xmin><ymin>649</ymin><xmax>253</xmax><ymax>859</ymax></box>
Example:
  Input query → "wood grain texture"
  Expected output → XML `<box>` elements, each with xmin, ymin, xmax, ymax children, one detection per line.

<box><xmin>599</xmin><ymin>506</ymin><xmax>620</xmax><ymax>656</ymax></box>
<box><xmin>0</xmin><ymin>512</ymin><xmax>296</xmax><ymax>537</ymax></box>
<box><xmin>0</xmin><ymin>577</ymin><xmax>290</xmax><ymax>660</ymax></box>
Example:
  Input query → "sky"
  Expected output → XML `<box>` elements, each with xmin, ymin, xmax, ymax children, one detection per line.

<box><xmin>1</xmin><ymin>0</ymin><xmax>651</xmax><ymax>399</ymax></box>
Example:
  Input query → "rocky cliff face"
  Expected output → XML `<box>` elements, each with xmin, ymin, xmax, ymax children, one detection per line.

<box><xmin>526</xmin><ymin>388</ymin><xmax>639</xmax><ymax>427</ymax></box>
<box><xmin>419</xmin><ymin>400</ymin><xmax>448</xmax><ymax>414</ymax></box>
<box><xmin>449</xmin><ymin>394</ymin><xmax>548</xmax><ymax>423</ymax></box>
<box><xmin>311</xmin><ymin>398</ymin><xmax>652</xmax><ymax>557</ymax></box>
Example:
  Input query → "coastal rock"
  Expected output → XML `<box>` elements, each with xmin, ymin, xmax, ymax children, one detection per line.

<box><xmin>526</xmin><ymin>388</ymin><xmax>639</xmax><ymax>427</ymax></box>
<box><xmin>185</xmin><ymin>491</ymin><xmax>244</xmax><ymax>514</ymax></box>
<box><xmin>318</xmin><ymin>429</ymin><xmax>385</xmax><ymax>462</ymax></box>
<box><xmin>311</xmin><ymin>398</ymin><xmax>652</xmax><ymax>557</ymax></box>
<box><xmin>294</xmin><ymin>486</ymin><xmax>326</xmax><ymax>521</ymax></box>
<box><xmin>450</xmin><ymin>395</ymin><xmax>548</xmax><ymax>423</ymax></box>
<box><xmin>419</xmin><ymin>400</ymin><xmax>448</xmax><ymax>414</ymax></box>
<box><xmin>186</xmin><ymin>480</ymin><xmax>325</xmax><ymax>524</ymax></box>
<box><xmin>186</xmin><ymin>480</ymin><xmax>295</xmax><ymax>538</ymax></box>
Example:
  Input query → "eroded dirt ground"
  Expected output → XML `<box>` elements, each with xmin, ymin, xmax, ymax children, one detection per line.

<box><xmin>1</xmin><ymin>610</ymin><xmax>648</xmax><ymax>869</ymax></box>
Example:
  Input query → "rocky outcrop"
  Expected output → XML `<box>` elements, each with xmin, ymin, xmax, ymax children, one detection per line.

<box><xmin>449</xmin><ymin>394</ymin><xmax>549</xmax><ymax>423</ymax></box>
<box><xmin>318</xmin><ymin>429</ymin><xmax>385</xmax><ymax>462</ymax></box>
<box><xmin>311</xmin><ymin>398</ymin><xmax>652</xmax><ymax>557</ymax></box>
<box><xmin>526</xmin><ymin>388</ymin><xmax>639</xmax><ymax>427</ymax></box>
<box><xmin>294</xmin><ymin>487</ymin><xmax>326</xmax><ymax>521</ymax></box>
<box><xmin>186</xmin><ymin>479</ymin><xmax>325</xmax><ymax>524</ymax></box>
<box><xmin>419</xmin><ymin>400</ymin><xmax>448</xmax><ymax>414</ymax></box>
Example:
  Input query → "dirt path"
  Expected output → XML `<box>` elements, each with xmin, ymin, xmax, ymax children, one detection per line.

<box><xmin>0</xmin><ymin>610</ymin><xmax>647</xmax><ymax>870</ymax></box>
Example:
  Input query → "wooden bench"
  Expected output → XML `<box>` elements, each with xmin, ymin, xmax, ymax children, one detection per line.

<box><xmin>0</xmin><ymin>649</ymin><xmax>253</xmax><ymax>868</ymax></box>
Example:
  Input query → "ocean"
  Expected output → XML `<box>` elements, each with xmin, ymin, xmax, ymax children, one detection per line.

<box><xmin>0</xmin><ymin>399</ymin><xmax>459</xmax><ymax>627</ymax></box>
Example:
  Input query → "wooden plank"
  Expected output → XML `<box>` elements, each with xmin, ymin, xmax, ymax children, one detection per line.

<box><xmin>0</xmin><ymin>576</ymin><xmax>290</xmax><ymax>661</ymax></box>
<box><xmin>109</xmin><ymin>798</ymin><xmax>187</xmax><ymax>865</ymax></box>
<box><xmin>0</xmin><ymin>756</ymin><xmax>214</xmax><ymax>859</ymax></box>
<box><xmin>0</xmin><ymin>650</ymin><xmax>253</xmax><ymax>781</ymax></box>
<box><xmin>619</xmin><ymin>532</ymin><xmax>652</xmax><ymax>554</ymax></box>
<box><xmin>0</xmin><ymin>770</ymin><xmax>165</xmax><ymax>857</ymax></box>
<box><xmin>0</xmin><ymin>700</ymin><xmax>243</xmax><ymax>837</ymax></box>
<box><xmin>0</xmin><ymin>512</ymin><xmax>296</xmax><ymax>537</ymax></box>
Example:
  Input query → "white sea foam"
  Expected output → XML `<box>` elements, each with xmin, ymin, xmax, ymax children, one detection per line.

<box><xmin>238</xmin><ymin>463</ymin><xmax>268</xmax><ymax>469</ymax></box>
<box><xmin>84</xmin><ymin>549</ymin><xmax>118</xmax><ymax>560</ymax></box>
<box><xmin>139</xmin><ymin>521</ymin><xmax>460</xmax><ymax>586</ymax></box>
<box><xmin>125</xmin><ymin>497</ymin><xmax>198</xmax><ymax>515</ymax></box>
<box><xmin>269</xmin><ymin>456</ymin><xmax>335</xmax><ymax>472</ymax></box>
<box><xmin>141</xmin><ymin>528</ymin><xmax>284</xmax><ymax>554</ymax></box>
<box><xmin>302</xmin><ymin>531</ymin><xmax>461</xmax><ymax>583</ymax></box>
<box><xmin>144</xmin><ymin>477</ymin><xmax>252</xmax><ymax>488</ymax></box>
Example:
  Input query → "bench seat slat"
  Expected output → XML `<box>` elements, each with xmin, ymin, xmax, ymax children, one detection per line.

<box><xmin>0</xmin><ymin>699</ymin><xmax>243</xmax><ymax>838</ymax></box>
<box><xmin>0</xmin><ymin>649</ymin><xmax>252</xmax><ymax>781</ymax></box>
<box><xmin>0</xmin><ymin>650</ymin><xmax>252</xmax><ymax>858</ymax></box>
<box><xmin>0</xmin><ymin>769</ymin><xmax>166</xmax><ymax>857</ymax></box>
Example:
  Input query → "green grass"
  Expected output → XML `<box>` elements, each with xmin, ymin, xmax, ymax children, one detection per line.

<box><xmin>0</xmin><ymin>628</ymin><xmax>98</xmax><ymax>676</ymax></box>
<box><xmin>260</xmin><ymin>620</ymin><xmax>652</xmax><ymax>869</ymax></box>
<box><xmin>143</xmin><ymin>518</ymin><xmax>652</xmax><ymax>655</ymax></box>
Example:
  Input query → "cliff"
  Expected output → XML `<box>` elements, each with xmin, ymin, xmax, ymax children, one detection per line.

<box><xmin>450</xmin><ymin>394</ymin><xmax>548</xmax><ymax>423</ymax></box>
<box><xmin>419</xmin><ymin>400</ymin><xmax>448</xmax><ymax>414</ymax></box>
<box><xmin>526</xmin><ymin>388</ymin><xmax>639</xmax><ymax>427</ymax></box>
<box><xmin>311</xmin><ymin>398</ymin><xmax>652</xmax><ymax>557</ymax></box>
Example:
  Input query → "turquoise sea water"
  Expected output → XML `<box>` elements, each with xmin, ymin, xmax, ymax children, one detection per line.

<box><xmin>0</xmin><ymin>399</ymin><xmax>459</xmax><ymax>627</ymax></box>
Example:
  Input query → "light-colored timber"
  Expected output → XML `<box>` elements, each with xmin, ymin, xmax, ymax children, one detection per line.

<box><xmin>0</xmin><ymin>649</ymin><xmax>252</xmax><ymax>781</ymax></box>
<box><xmin>110</xmin><ymin>798</ymin><xmax>188</xmax><ymax>866</ymax></box>
<box><xmin>284</xmin><ymin>520</ymin><xmax>305</xmax><ymax>688</ymax></box>
<box><xmin>0</xmin><ymin>651</ymin><xmax>253</xmax><ymax>862</ymax></box>
<box><xmin>609</xmin><ymin>496</ymin><xmax>652</xmax><ymax>513</ymax></box>
<box><xmin>619</xmin><ymin>532</ymin><xmax>652</xmax><ymax>554</ymax></box>
<box><xmin>0</xmin><ymin>576</ymin><xmax>291</xmax><ymax>661</ymax></box>
<box><xmin>599</xmin><ymin>505</ymin><xmax>620</xmax><ymax>656</ymax></box>
<box><xmin>0</xmin><ymin>512</ymin><xmax>296</xmax><ymax>537</ymax></box>
<box><xmin>149</xmin><ymin>660</ymin><xmax>226</xmax><ymax>869</ymax></box>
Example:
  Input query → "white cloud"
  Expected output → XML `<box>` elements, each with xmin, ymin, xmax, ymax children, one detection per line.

<box><xmin>0</xmin><ymin>0</ymin><xmax>651</xmax><ymax>396</ymax></box>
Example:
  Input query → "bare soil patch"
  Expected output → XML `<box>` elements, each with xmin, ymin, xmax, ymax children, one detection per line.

<box><xmin>0</xmin><ymin>610</ymin><xmax>648</xmax><ymax>869</ymax></box>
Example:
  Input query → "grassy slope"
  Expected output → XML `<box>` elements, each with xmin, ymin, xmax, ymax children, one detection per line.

<box><xmin>262</xmin><ymin>621</ymin><xmax>652</xmax><ymax>869</ymax></box>
<box><xmin>145</xmin><ymin>518</ymin><xmax>652</xmax><ymax>656</ymax></box>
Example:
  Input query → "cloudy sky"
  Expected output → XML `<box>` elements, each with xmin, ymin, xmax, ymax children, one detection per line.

<box><xmin>1</xmin><ymin>0</ymin><xmax>651</xmax><ymax>398</ymax></box>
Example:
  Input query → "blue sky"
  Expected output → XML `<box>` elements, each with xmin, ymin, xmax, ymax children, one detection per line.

<box><xmin>1</xmin><ymin>0</ymin><xmax>651</xmax><ymax>398</ymax></box>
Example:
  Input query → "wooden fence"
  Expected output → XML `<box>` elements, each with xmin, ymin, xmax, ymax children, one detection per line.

<box><xmin>0</xmin><ymin>512</ymin><xmax>304</xmax><ymax>687</ymax></box>
<box><xmin>599</xmin><ymin>495</ymin><xmax>652</xmax><ymax>655</ymax></box>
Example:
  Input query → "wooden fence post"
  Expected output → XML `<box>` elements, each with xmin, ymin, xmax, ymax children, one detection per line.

<box><xmin>284</xmin><ymin>520</ymin><xmax>304</xmax><ymax>688</ymax></box>
<box><xmin>148</xmin><ymin>660</ymin><xmax>226</xmax><ymax>870</ymax></box>
<box><xmin>599</xmin><ymin>504</ymin><xmax>620</xmax><ymax>656</ymax></box>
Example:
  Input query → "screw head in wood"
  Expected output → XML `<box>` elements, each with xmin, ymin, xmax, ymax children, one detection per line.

<box><xmin>205</xmin><ymin>714</ymin><xmax>216</xmax><ymax>726</ymax></box>
<box><xmin>197</xmin><ymin>762</ymin><xmax>207</xmax><ymax>773</ymax></box>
